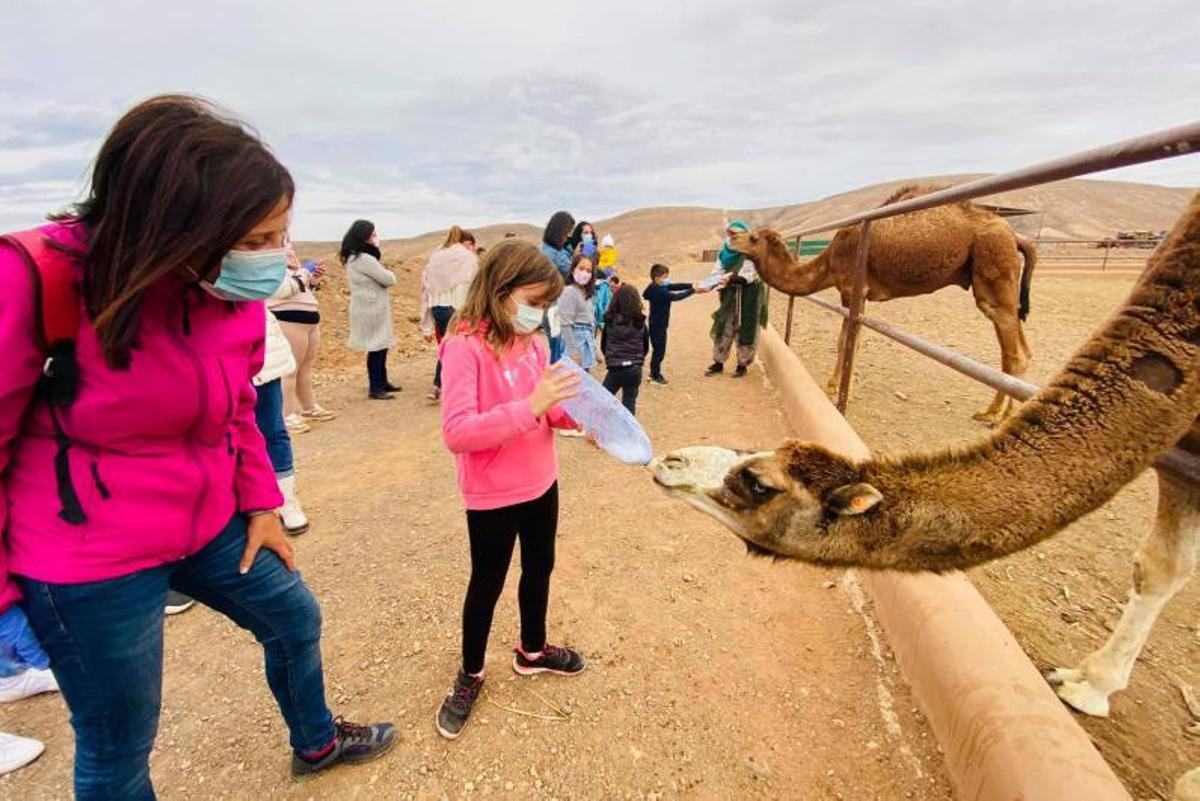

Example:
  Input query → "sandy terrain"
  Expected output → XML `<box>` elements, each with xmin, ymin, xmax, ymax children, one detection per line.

<box><xmin>0</xmin><ymin>279</ymin><xmax>954</xmax><ymax>800</ymax></box>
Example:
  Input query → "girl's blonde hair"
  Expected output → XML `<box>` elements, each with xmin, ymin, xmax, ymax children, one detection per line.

<box><xmin>451</xmin><ymin>239</ymin><xmax>563</xmax><ymax>356</ymax></box>
<box><xmin>443</xmin><ymin>225</ymin><xmax>476</xmax><ymax>248</ymax></box>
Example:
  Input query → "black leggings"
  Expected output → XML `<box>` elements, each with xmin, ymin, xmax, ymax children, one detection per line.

<box><xmin>603</xmin><ymin>364</ymin><xmax>642</xmax><ymax>415</ymax></box>
<box><xmin>461</xmin><ymin>483</ymin><xmax>558</xmax><ymax>674</ymax></box>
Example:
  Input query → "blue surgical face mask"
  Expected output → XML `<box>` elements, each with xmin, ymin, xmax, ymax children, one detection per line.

<box><xmin>512</xmin><ymin>302</ymin><xmax>545</xmax><ymax>334</ymax></box>
<box><xmin>202</xmin><ymin>248</ymin><xmax>288</xmax><ymax>302</ymax></box>
<box><xmin>583</xmin><ymin>233</ymin><xmax>594</xmax><ymax>243</ymax></box>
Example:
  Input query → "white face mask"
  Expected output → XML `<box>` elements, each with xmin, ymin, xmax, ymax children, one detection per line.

<box><xmin>511</xmin><ymin>303</ymin><xmax>545</xmax><ymax>334</ymax></box>
<box><xmin>573</xmin><ymin>269</ymin><xmax>591</xmax><ymax>286</ymax></box>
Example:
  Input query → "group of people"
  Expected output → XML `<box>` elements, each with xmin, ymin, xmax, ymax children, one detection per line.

<box><xmin>0</xmin><ymin>93</ymin><xmax>770</xmax><ymax>797</ymax></box>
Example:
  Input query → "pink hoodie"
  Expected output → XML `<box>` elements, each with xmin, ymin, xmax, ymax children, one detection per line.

<box><xmin>440</xmin><ymin>327</ymin><xmax>575</xmax><ymax>510</ymax></box>
<box><xmin>0</xmin><ymin>223</ymin><xmax>282</xmax><ymax>612</ymax></box>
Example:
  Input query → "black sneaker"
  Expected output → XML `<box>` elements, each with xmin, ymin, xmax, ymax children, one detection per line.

<box><xmin>436</xmin><ymin>670</ymin><xmax>484</xmax><ymax>740</ymax></box>
<box><xmin>704</xmin><ymin>362</ymin><xmax>724</xmax><ymax>377</ymax></box>
<box><xmin>368</xmin><ymin>391</ymin><xmax>395</xmax><ymax>400</ymax></box>
<box><xmin>649</xmin><ymin>375</ymin><xmax>669</xmax><ymax>385</ymax></box>
<box><xmin>512</xmin><ymin>644</ymin><xmax>586</xmax><ymax>677</ymax></box>
<box><xmin>733</xmin><ymin>365</ymin><xmax>748</xmax><ymax>378</ymax></box>
<box><xmin>385</xmin><ymin>383</ymin><xmax>403</xmax><ymax>393</ymax></box>
<box><xmin>291</xmin><ymin>716</ymin><xmax>397</xmax><ymax>777</ymax></box>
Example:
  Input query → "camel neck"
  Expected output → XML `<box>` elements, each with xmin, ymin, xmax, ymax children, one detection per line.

<box><xmin>842</xmin><ymin>195</ymin><xmax>1200</xmax><ymax>571</ymax></box>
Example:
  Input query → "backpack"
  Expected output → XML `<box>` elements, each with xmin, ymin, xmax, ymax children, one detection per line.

<box><xmin>1</xmin><ymin>228</ymin><xmax>86</xmax><ymax>524</ymax></box>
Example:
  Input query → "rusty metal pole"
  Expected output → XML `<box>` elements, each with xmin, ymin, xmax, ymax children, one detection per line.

<box><xmin>784</xmin><ymin>236</ymin><xmax>802</xmax><ymax>345</ymax></box>
<box><xmin>835</xmin><ymin>220</ymin><xmax>871</xmax><ymax>412</ymax></box>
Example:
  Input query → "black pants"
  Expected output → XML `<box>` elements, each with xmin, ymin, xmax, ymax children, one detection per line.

<box><xmin>462</xmin><ymin>483</ymin><xmax>558</xmax><ymax>674</ymax></box>
<box><xmin>431</xmin><ymin>306</ymin><xmax>455</xmax><ymax>388</ymax></box>
<box><xmin>603</xmin><ymin>364</ymin><xmax>642</xmax><ymax>415</ymax></box>
<box><xmin>648</xmin><ymin>325</ymin><xmax>668</xmax><ymax>379</ymax></box>
<box><xmin>366</xmin><ymin>349</ymin><xmax>389</xmax><ymax>393</ymax></box>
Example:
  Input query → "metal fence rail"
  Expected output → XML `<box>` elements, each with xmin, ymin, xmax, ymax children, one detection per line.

<box><xmin>800</xmin><ymin>294</ymin><xmax>1200</xmax><ymax>484</ymax></box>
<box><xmin>774</xmin><ymin>121</ymin><xmax>1198</xmax><ymax>406</ymax></box>
<box><xmin>769</xmin><ymin>120</ymin><xmax>1199</xmax><ymax>483</ymax></box>
<box><xmin>781</xmin><ymin>123</ymin><xmax>1200</xmax><ymax>239</ymax></box>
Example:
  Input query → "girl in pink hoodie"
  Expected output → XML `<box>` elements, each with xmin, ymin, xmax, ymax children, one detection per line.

<box><xmin>435</xmin><ymin>239</ymin><xmax>586</xmax><ymax>740</ymax></box>
<box><xmin>0</xmin><ymin>95</ymin><xmax>394</xmax><ymax>797</ymax></box>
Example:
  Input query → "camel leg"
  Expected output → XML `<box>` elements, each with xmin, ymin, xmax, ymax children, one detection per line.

<box><xmin>1046</xmin><ymin>469</ymin><xmax>1198</xmax><ymax>719</ymax></box>
<box><xmin>971</xmin><ymin>302</ymin><xmax>1029</xmax><ymax>424</ymax></box>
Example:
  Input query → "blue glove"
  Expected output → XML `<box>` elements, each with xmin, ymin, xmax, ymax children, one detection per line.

<box><xmin>0</xmin><ymin>606</ymin><xmax>50</xmax><ymax>676</ymax></box>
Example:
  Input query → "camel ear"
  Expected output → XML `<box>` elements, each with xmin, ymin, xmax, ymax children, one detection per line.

<box><xmin>825</xmin><ymin>483</ymin><xmax>883</xmax><ymax>516</ymax></box>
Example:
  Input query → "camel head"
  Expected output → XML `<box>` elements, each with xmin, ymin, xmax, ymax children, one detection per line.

<box><xmin>727</xmin><ymin>228</ymin><xmax>787</xmax><ymax>263</ymax></box>
<box><xmin>727</xmin><ymin>228</ymin><xmax>834</xmax><ymax>297</ymax></box>
<box><xmin>651</xmin><ymin>442</ymin><xmax>884</xmax><ymax>565</ymax></box>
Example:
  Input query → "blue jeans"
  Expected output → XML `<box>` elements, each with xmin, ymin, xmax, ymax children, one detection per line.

<box><xmin>568</xmin><ymin>324</ymin><xmax>597</xmax><ymax>370</ymax></box>
<box><xmin>19</xmin><ymin>515</ymin><xmax>336</xmax><ymax>800</ymax></box>
<box><xmin>254</xmin><ymin>378</ymin><xmax>293</xmax><ymax>477</ymax></box>
<box><xmin>366</xmin><ymin>349</ymin><xmax>389</xmax><ymax>393</ymax></box>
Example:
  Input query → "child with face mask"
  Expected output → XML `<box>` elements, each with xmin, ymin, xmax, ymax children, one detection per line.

<box><xmin>642</xmin><ymin>263</ymin><xmax>706</xmax><ymax>385</ymax></box>
<box><xmin>436</xmin><ymin>240</ymin><xmax>586</xmax><ymax>741</ymax></box>
<box><xmin>557</xmin><ymin>253</ymin><xmax>599</xmax><ymax>371</ymax></box>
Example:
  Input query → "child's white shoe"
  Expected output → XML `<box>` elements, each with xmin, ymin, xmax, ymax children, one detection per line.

<box><xmin>0</xmin><ymin>731</ymin><xmax>44</xmax><ymax>775</ymax></box>
<box><xmin>278</xmin><ymin>475</ymin><xmax>310</xmax><ymax>535</ymax></box>
<box><xmin>0</xmin><ymin>668</ymin><xmax>58</xmax><ymax>703</ymax></box>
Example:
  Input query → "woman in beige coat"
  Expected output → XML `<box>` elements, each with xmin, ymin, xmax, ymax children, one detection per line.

<box><xmin>340</xmin><ymin>219</ymin><xmax>399</xmax><ymax>398</ymax></box>
<box><xmin>419</xmin><ymin>225</ymin><xmax>478</xmax><ymax>401</ymax></box>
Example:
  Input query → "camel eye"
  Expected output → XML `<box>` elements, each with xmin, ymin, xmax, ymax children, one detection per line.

<box><xmin>747</xmin><ymin>476</ymin><xmax>779</xmax><ymax>501</ymax></box>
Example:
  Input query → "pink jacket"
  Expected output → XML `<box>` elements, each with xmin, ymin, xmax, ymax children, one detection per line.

<box><xmin>440</xmin><ymin>328</ymin><xmax>575</xmax><ymax>510</ymax></box>
<box><xmin>0</xmin><ymin>222</ymin><xmax>282</xmax><ymax>611</ymax></box>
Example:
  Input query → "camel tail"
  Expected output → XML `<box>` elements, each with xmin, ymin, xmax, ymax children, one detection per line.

<box><xmin>1016</xmin><ymin>235</ymin><xmax>1037</xmax><ymax>321</ymax></box>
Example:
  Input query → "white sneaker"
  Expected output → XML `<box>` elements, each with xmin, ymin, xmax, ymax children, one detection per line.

<box><xmin>0</xmin><ymin>731</ymin><xmax>45</xmax><ymax>775</ymax></box>
<box><xmin>278</xmin><ymin>475</ymin><xmax>309</xmax><ymax>535</ymax></box>
<box><xmin>301</xmin><ymin>405</ymin><xmax>335</xmax><ymax>421</ymax></box>
<box><xmin>284</xmin><ymin>414</ymin><xmax>311</xmax><ymax>434</ymax></box>
<box><xmin>0</xmin><ymin>668</ymin><xmax>59</xmax><ymax>703</ymax></box>
<box><xmin>557</xmin><ymin>428</ymin><xmax>585</xmax><ymax>438</ymax></box>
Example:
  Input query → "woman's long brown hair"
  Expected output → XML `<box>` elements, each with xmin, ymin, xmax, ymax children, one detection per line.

<box><xmin>54</xmin><ymin>94</ymin><xmax>294</xmax><ymax>367</ymax></box>
<box><xmin>451</xmin><ymin>239</ymin><xmax>563</xmax><ymax>357</ymax></box>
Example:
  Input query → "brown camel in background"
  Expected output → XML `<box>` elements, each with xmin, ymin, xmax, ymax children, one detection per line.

<box><xmin>731</xmin><ymin>186</ymin><xmax>1037</xmax><ymax>422</ymax></box>
<box><xmin>655</xmin><ymin>190</ymin><xmax>1200</xmax><ymax>801</ymax></box>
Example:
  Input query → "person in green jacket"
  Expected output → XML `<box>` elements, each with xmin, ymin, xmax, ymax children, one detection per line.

<box><xmin>705</xmin><ymin>220</ymin><xmax>768</xmax><ymax>378</ymax></box>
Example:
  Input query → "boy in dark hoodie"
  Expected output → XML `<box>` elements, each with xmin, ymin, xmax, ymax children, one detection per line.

<box><xmin>641</xmin><ymin>263</ymin><xmax>703</xmax><ymax>385</ymax></box>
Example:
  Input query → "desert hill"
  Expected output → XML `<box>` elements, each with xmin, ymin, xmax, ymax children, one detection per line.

<box><xmin>294</xmin><ymin>176</ymin><xmax>1194</xmax><ymax>378</ymax></box>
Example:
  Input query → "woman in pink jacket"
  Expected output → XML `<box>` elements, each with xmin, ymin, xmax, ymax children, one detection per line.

<box><xmin>434</xmin><ymin>239</ymin><xmax>586</xmax><ymax>741</ymax></box>
<box><xmin>0</xmin><ymin>95</ymin><xmax>394</xmax><ymax>799</ymax></box>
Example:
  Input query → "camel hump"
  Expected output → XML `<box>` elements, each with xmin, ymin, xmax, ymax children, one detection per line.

<box><xmin>879</xmin><ymin>184</ymin><xmax>948</xmax><ymax>207</ymax></box>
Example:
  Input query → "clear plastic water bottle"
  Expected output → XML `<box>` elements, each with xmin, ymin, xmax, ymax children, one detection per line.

<box><xmin>556</xmin><ymin>358</ymin><xmax>653</xmax><ymax>465</ymax></box>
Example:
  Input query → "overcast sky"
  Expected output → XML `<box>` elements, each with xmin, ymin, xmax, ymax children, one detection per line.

<box><xmin>1</xmin><ymin>1</ymin><xmax>1196</xmax><ymax>240</ymax></box>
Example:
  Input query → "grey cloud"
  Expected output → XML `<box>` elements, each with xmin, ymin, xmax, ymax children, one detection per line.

<box><xmin>0</xmin><ymin>1</ymin><xmax>1195</xmax><ymax>239</ymax></box>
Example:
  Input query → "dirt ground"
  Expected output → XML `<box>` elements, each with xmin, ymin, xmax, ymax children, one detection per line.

<box><xmin>0</xmin><ymin>275</ymin><xmax>954</xmax><ymax>800</ymax></box>
<box><xmin>769</xmin><ymin>272</ymin><xmax>1199</xmax><ymax>800</ymax></box>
